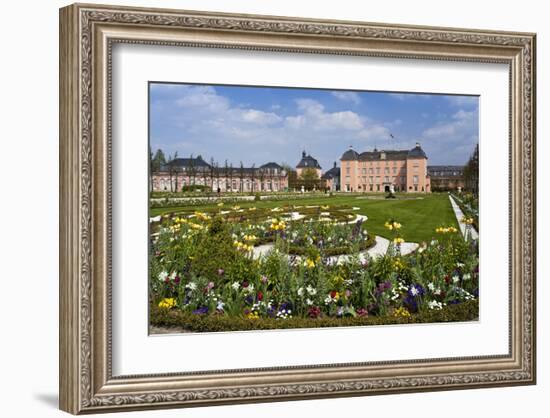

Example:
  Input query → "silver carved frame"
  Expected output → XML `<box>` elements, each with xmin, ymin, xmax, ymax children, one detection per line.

<box><xmin>59</xmin><ymin>3</ymin><xmax>536</xmax><ymax>414</ymax></box>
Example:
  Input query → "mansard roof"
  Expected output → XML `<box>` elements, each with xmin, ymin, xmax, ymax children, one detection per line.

<box><xmin>341</xmin><ymin>143</ymin><xmax>428</xmax><ymax>161</ymax></box>
<box><xmin>296</xmin><ymin>151</ymin><xmax>321</xmax><ymax>169</ymax></box>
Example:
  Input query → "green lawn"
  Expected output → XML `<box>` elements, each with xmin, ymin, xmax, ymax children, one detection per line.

<box><xmin>150</xmin><ymin>193</ymin><xmax>458</xmax><ymax>243</ymax></box>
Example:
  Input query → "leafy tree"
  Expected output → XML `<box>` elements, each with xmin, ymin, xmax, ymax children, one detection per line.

<box><xmin>151</xmin><ymin>149</ymin><xmax>166</xmax><ymax>172</ymax></box>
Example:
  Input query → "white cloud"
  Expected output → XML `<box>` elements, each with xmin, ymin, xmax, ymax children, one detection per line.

<box><xmin>445</xmin><ymin>95</ymin><xmax>479</xmax><ymax>107</ymax></box>
<box><xmin>331</xmin><ymin>91</ymin><xmax>361</xmax><ymax>104</ymax></box>
<box><xmin>292</xmin><ymin>99</ymin><xmax>363</xmax><ymax>130</ymax></box>
<box><xmin>240</xmin><ymin>109</ymin><xmax>281</xmax><ymax>125</ymax></box>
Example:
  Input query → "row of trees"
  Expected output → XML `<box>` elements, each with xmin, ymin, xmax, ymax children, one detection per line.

<box><xmin>149</xmin><ymin>148</ymin><xmax>292</xmax><ymax>193</ymax></box>
<box><xmin>462</xmin><ymin>144</ymin><xmax>479</xmax><ymax>195</ymax></box>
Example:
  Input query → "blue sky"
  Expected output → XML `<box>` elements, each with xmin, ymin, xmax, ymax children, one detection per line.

<box><xmin>149</xmin><ymin>82</ymin><xmax>479</xmax><ymax>169</ymax></box>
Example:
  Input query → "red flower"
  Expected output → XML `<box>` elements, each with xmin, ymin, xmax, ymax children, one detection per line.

<box><xmin>242</xmin><ymin>281</ymin><xmax>249</xmax><ymax>288</ymax></box>
<box><xmin>257</xmin><ymin>291</ymin><xmax>263</xmax><ymax>301</ymax></box>
<box><xmin>330</xmin><ymin>290</ymin><xmax>337</xmax><ymax>298</ymax></box>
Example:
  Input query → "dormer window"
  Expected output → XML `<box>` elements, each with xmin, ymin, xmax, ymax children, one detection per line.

<box><xmin>380</xmin><ymin>152</ymin><xmax>386</xmax><ymax>160</ymax></box>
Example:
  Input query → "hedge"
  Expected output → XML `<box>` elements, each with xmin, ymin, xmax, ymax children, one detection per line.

<box><xmin>150</xmin><ymin>299</ymin><xmax>479</xmax><ymax>333</ymax></box>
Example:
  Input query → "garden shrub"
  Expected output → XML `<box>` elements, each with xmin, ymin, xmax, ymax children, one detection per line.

<box><xmin>150</xmin><ymin>299</ymin><xmax>479</xmax><ymax>332</ymax></box>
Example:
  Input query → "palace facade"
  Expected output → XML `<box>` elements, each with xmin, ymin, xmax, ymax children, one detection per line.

<box><xmin>340</xmin><ymin>143</ymin><xmax>430</xmax><ymax>193</ymax></box>
<box><xmin>427</xmin><ymin>165</ymin><xmax>465</xmax><ymax>191</ymax></box>
<box><xmin>151</xmin><ymin>156</ymin><xmax>288</xmax><ymax>193</ymax></box>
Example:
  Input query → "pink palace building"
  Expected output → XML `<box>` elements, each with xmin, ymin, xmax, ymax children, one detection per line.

<box><xmin>340</xmin><ymin>142</ymin><xmax>431</xmax><ymax>193</ymax></box>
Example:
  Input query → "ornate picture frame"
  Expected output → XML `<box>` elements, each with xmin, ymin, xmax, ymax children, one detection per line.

<box><xmin>59</xmin><ymin>3</ymin><xmax>536</xmax><ymax>414</ymax></box>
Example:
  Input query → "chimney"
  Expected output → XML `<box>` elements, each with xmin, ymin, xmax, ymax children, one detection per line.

<box><xmin>302</xmin><ymin>150</ymin><xmax>306</xmax><ymax>158</ymax></box>
<box><xmin>334</xmin><ymin>161</ymin><xmax>337</xmax><ymax>168</ymax></box>
<box><xmin>416</xmin><ymin>142</ymin><xmax>421</xmax><ymax>148</ymax></box>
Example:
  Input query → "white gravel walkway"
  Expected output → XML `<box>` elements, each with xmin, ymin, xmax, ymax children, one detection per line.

<box><xmin>449</xmin><ymin>195</ymin><xmax>479</xmax><ymax>240</ymax></box>
<box><xmin>252</xmin><ymin>235</ymin><xmax>418</xmax><ymax>263</ymax></box>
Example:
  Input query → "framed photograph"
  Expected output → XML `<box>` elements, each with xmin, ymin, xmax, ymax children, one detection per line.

<box><xmin>59</xmin><ymin>3</ymin><xmax>536</xmax><ymax>414</ymax></box>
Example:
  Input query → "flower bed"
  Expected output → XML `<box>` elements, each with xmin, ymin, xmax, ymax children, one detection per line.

<box><xmin>149</xmin><ymin>207</ymin><xmax>479</xmax><ymax>330</ymax></box>
<box><xmin>150</xmin><ymin>299</ymin><xmax>478</xmax><ymax>332</ymax></box>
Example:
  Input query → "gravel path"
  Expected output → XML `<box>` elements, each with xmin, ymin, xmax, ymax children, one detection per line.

<box><xmin>449</xmin><ymin>195</ymin><xmax>479</xmax><ymax>240</ymax></box>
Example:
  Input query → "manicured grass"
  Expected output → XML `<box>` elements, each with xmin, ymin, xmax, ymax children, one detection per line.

<box><xmin>150</xmin><ymin>193</ymin><xmax>458</xmax><ymax>243</ymax></box>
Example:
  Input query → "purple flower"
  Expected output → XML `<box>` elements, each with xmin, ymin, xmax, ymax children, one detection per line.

<box><xmin>217</xmin><ymin>268</ymin><xmax>225</xmax><ymax>276</ymax></box>
<box><xmin>192</xmin><ymin>306</ymin><xmax>208</xmax><ymax>315</ymax></box>
<box><xmin>260</xmin><ymin>275</ymin><xmax>268</xmax><ymax>284</ymax></box>
<box><xmin>408</xmin><ymin>284</ymin><xmax>425</xmax><ymax>297</ymax></box>
<box><xmin>207</xmin><ymin>281</ymin><xmax>215</xmax><ymax>290</ymax></box>
<box><xmin>174</xmin><ymin>275</ymin><xmax>181</xmax><ymax>285</ymax></box>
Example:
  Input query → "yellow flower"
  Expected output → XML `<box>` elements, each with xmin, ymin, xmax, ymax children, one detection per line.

<box><xmin>270</xmin><ymin>220</ymin><xmax>286</xmax><ymax>231</ymax></box>
<box><xmin>393</xmin><ymin>307</ymin><xmax>411</xmax><ymax>318</ymax></box>
<box><xmin>304</xmin><ymin>258</ymin><xmax>316</xmax><ymax>269</ymax></box>
<box><xmin>158</xmin><ymin>298</ymin><xmax>176</xmax><ymax>309</ymax></box>
<box><xmin>249</xmin><ymin>207</ymin><xmax>257</xmax><ymax>211</ymax></box>
<box><xmin>393</xmin><ymin>237</ymin><xmax>405</xmax><ymax>245</ymax></box>
<box><xmin>385</xmin><ymin>220</ymin><xmax>402</xmax><ymax>230</ymax></box>
<box><xmin>246</xmin><ymin>311</ymin><xmax>260</xmax><ymax>320</ymax></box>
<box><xmin>217</xmin><ymin>202</ymin><xmax>224</xmax><ymax>207</ymax></box>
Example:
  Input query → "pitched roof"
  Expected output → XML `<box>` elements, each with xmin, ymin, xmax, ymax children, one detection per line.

<box><xmin>340</xmin><ymin>143</ymin><xmax>428</xmax><ymax>161</ymax></box>
<box><xmin>322</xmin><ymin>165</ymin><xmax>340</xmax><ymax>180</ymax></box>
<box><xmin>341</xmin><ymin>149</ymin><xmax>360</xmax><ymax>161</ymax></box>
<box><xmin>164</xmin><ymin>156</ymin><xmax>211</xmax><ymax>169</ymax></box>
<box><xmin>296</xmin><ymin>151</ymin><xmax>321</xmax><ymax>169</ymax></box>
<box><xmin>427</xmin><ymin>165</ymin><xmax>464</xmax><ymax>177</ymax></box>
<box><xmin>260</xmin><ymin>162</ymin><xmax>283</xmax><ymax>169</ymax></box>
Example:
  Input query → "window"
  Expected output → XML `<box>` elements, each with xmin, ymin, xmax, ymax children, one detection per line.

<box><xmin>362</xmin><ymin>168</ymin><xmax>366</xmax><ymax>174</ymax></box>
<box><xmin>346</xmin><ymin>167</ymin><xmax>350</xmax><ymax>175</ymax></box>
<box><xmin>370</xmin><ymin>184</ymin><xmax>373</xmax><ymax>191</ymax></box>
<box><xmin>413</xmin><ymin>165</ymin><xmax>419</xmax><ymax>173</ymax></box>
<box><xmin>392</xmin><ymin>167</ymin><xmax>397</xmax><ymax>174</ymax></box>
<box><xmin>369</xmin><ymin>176</ymin><xmax>373</xmax><ymax>184</ymax></box>
<box><xmin>384</xmin><ymin>167</ymin><xmax>389</xmax><ymax>174</ymax></box>
<box><xmin>369</xmin><ymin>168</ymin><xmax>373</xmax><ymax>174</ymax></box>
<box><xmin>376</xmin><ymin>167</ymin><xmax>380</xmax><ymax>174</ymax></box>
<box><xmin>376</xmin><ymin>176</ymin><xmax>380</xmax><ymax>183</ymax></box>
<box><xmin>413</xmin><ymin>175</ymin><xmax>419</xmax><ymax>184</ymax></box>
<box><xmin>384</xmin><ymin>176</ymin><xmax>389</xmax><ymax>183</ymax></box>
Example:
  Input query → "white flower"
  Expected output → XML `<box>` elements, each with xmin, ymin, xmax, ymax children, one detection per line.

<box><xmin>433</xmin><ymin>287</ymin><xmax>442</xmax><ymax>296</ymax></box>
<box><xmin>428</xmin><ymin>282</ymin><xmax>435</xmax><ymax>292</ymax></box>
<box><xmin>456</xmin><ymin>262</ymin><xmax>465</xmax><ymax>268</ymax></box>
<box><xmin>216</xmin><ymin>301</ymin><xmax>225</xmax><ymax>311</ymax></box>
<box><xmin>306</xmin><ymin>298</ymin><xmax>314</xmax><ymax>306</ymax></box>
<box><xmin>186</xmin><ymin>282</ymin><xmax>197</xmax><ymax>291</ymax></box>
<box><xmin>158</xmin><ymin>271</ymin><xmax>168</xmax><ymax>282</ymax></box>
<box><xmin>418</xmin><ymin>247</ymin><xmax>425</xmax><ymax>254</ymax></box>
<box><xmin>231</xmin><ymin>282</ymin><xmax>240</xmax><ymax>290</ymax></box>
<box><xmin>410</xmin><ymin>286</ymin><xmax>419</xmax><ymax>296</ymax></box>
<box><xmin>306</xmin><ymin>285</ymin><xmax>317</xmax><ymax>295</ymax></box>
<box><xmin>463</xmin><ymin>273</ymin><xmax>471</xmax><ymax>281</ymax></box>
<box><xmin>297</xmin><ymin>287</ymin><xmax>305</xmax><ymax>297</ymax></box>
<box><xmin>452</xmin><ymin>275</ymin><xmax>460</xmax><ymax>284</ymax></box>
<box><xmin>428</xmin><ymin>300</ymin><xmax>443</xmax><ymax>310</ymax></box>
<box><xmin>169</xmin><ymin>271</ymin><xmax>177</xmax><ymax>280</ymax></box>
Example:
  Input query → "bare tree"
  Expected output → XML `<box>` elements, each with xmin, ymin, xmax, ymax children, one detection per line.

<box><xmin>239</xmin><ymin>161</ymin><xmax>245</xmax><ymax>193</ymax></box>
<box><xmin>250</xmin><ymin>164</ymin><xmax>256</xmax><ymax>193</ymax></box>
<box><xmin>188</xmin><ymin>154</ymin><xmax>196</xmax><ymax>189</ymax></box>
